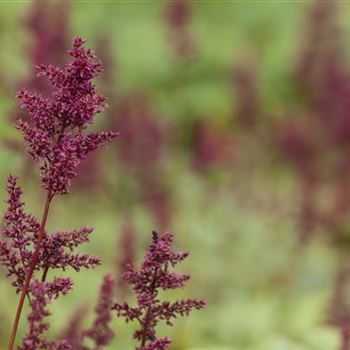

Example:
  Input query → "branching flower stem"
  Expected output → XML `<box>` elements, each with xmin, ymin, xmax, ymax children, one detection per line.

<box><xmin>140</xmin><ymin>267</ymin><xmax>158</xmax><ymax>348</ymax></box>
<box><xmin>8</xmin><ymin>192</ymin><xmax>53</xmax><ymax>350</ymax></box>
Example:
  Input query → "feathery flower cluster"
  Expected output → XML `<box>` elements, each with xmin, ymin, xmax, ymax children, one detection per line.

<box><xmin>165</xmin><ymin>0</ymin><xmax>195</xmax><ymax>59</ymax></box>
<box><xmin>25</xmin><ymin>0</ymin><xmax>69</xmax><ymax>70</ymax></box>
<box><xmin>276</xmin><ymin>2</ymin><xmax>350</xmax><ymax>348</ymax></box>
<box><xmin>82</xmin><ymin>275</ymin><xmax>116</xmax><ymax>349</ymax></box>
<box><xmin>75</xmin><ymin>35</ymin><xmax>117</xmax><ymax>191</ymax></box>
<box><xmin>60</xmin><ymin>275</ymin><xmax>116</xmax><ymax>350</ymax></box>
<box><xmin>0</xmin><ymin>176</ymin><xmax>100</xmax><ymax>349</ymax></box>
<box><xmin>17</xmin><ymin>37</ymin><xmax>117</xmax><ymax>195</ymax></box>
<box><xmin>113</xmin><ymin>231</ymin><xmax>206</xmax><ymax>350</ymax></box>
<box><xmin>0</xmin><ymin>175</ymin><xmax>41</xmax><ymax>292</ymax></box>
<box><xmin>276</xmin><ymin>1</ymin><xmax>350</xmax><ymax>240</ymax></box>
<box><xmin>1</xmin><ymin>34</ymin><xmax>205</xmax><ymax>350</ymax></box>
<box><xmin>192</xmin><ymin>118</ymin><xmax>235</xmax><ymax>173</ymax></box>
<box><xmin>60</xmin><ymin>307</ymin><xmax>86</xmax><ymax>349</ymax></box>
<box><xmin>7</xmin><ymin>1</ymin><xmax>70</xmax><ymax>124</ymax></box>
<box><xmin>232</xmin><ymin>61</ymin><xmax>259</xmax><ymax>131</ymax></box>
<box><xmin>18</xmin><ymin>278</ymin><xmax>72</xmax><ymax>350</ymax></box>
<box><xmin>1</xmin><ymin>37</ymin><xmax>117</xmax><ymax>350</ymax></box>
<box><xmin>113</xmin><ymin>94</ymin><xmax>171</xmax><ymax>228</ymax></box>
<box><xmin>6</xmin><ymin>1</ymin><xmax>70</xmax><ymax>175</ymax></box>
<box><xmin>0</xmin><ymin>176</ymin><xmax>100</xmax><ymax>293</ymax></box>
<box><xmin>114</xmin><ymin>95</ymin><xmax>164</xmax><ymax>181</ymax></box>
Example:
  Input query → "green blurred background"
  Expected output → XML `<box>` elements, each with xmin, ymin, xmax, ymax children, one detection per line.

<box><xmin>2</xmin><ymin>1</ymin><xmax>350</xmax><ymax>349</ymax></box>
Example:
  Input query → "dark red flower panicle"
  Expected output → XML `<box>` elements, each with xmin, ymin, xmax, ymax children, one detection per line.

<box><xmin>113</xmin><ymin>231</ymin><xmax>206</xmax><ymax>350</ymax></box>
<box><xmin>1</xmin><ymin>37</ymin><xmax>117</xmax><ymax>349</ymax></box>
<box><xmin>18</xmin><ymin>278</ymin><xmax>73</xmax><ymax>350</ymax></box>
<box><xmin>165</xmin><ymin>0</ymin><xmax>195</xmax><ymax>59</ymax></box>
<box><xmin>192</xmin><ymin>118</ymin><xmax>236</xmax><ymax>173</ymax></box>
<box><xmin>83</xmin><ymin>275</ymin><xmax>116</xmax><ymax>349</ymax></box>
<box><xmin>113</xmin><ymin>94</ymin><xmax>171</xmax><ymax>227</ymax></box>
<box><xmin>17</xmin><ymin>37</ymin><xmax>118</xmax><ymax>195</ymax></box>
<box><xmin>0</xmin><ymin>175</ymin><xmax>100</xmax><ymax>293</ymax></box>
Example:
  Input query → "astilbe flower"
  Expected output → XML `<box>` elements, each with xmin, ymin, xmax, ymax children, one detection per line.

<box><xmin>81</xmin><ymin>275</ymin><xmax>116</xmax><ymax>349</ymax></box>
<box><xmin>8</xmin><ymin>0</ymin><xmax>70</xmax><ymax>124</ymax></box>
<box><xmin>75</xmin><ymin>34</ymin><xmax>117</xmax><ymax>191</ymax></box>
<box><xmin>329</xmin><ymin>259</ymin><xmax>350</xmax><ymax>330</ymax></box>
<box><xmin>60</xmin><ymin>306</ymin><xmax>87</xmax><ymax>349</ymax></box>
<box><xmin>0</xmin><ymin>175</ymin><xmax>41</xmax><ymax>292</ymax></box>
<box><xmin>63</xmin><ymin>275</ymin><xmax>116</xmax><ymax>350</ymax></box>
<box><xmin>192</xmin><ymin>118</ymin><xmax>236</xmax><ymax>173</ymax></box>
<box><xmin>17</xmin><ymin>37</ymin><xmax>117</xmax><ymax>195</ymax></box>
<box><xmin>113</xmin><ymin>231</ymin><xmax>206</xmax><ymax>350</ymax></box>
<box><xmin>164</xmin><ymin>0</ymin><xmax>195</xmax><ymax>60</ymax></box>
<box><xmin>276</xmin><ymin>0</ymin><xmax>350</xmax><ymax>242</ymax></box>
<box><xmin>142</xmin><ymin>185</ymin><xmax>172</xmax><ymax>232</ymax></box>
<box><xmin>0</xmin><ymin>176</ymin><xmax>101</xmax><ymax>348</ymax></box>
<box><xmin>18</xmin><ymin>278</ymin><xmax>72</xmax><ymax>350</ymax></box>
<box><xmin>1</xmin><ymin>37</ymin><xmax>117</xmax><ymax>350</ymax></box>
<box><xmin>25</xmin><ymin>0</ymin><xmax>69</xmax><ymax>68</ymax></box>
<box><xmin>112</xmin><ymin>94</ymin><xmax>171</xmax><ymax>228</ymax></box>
<box><xmin>5</xmin><ymin>1</ymin><xmax>71</xmax><ymax>179</ymax></box>
<box><xmin>231</xmin><ymin>60</ymin><xmax>260</xmax><ymax>131</ymax></box>
<box><xmin>276</xmin><ymin>116</ymin><xmax>319</xmax><ymax>241</ymax></box>
<box><xmin>113</xmin><ymin>95</ymin><xmax>164</xmax><ymax>182</ymax></box>
<box><xmin>277</xmin><ymin>2</ymin><xmax>350</xmax><ymax>349</ymax></box>
<box><xmin>0</xmin><ymin>176</ymin><xmax>100</xmax><ymax>292</ymax></box>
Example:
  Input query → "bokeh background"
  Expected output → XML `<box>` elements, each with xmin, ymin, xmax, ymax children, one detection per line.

<box><xmin>2</xmin><ymin>1</ymin><xmax>350</xmax><ymax>349</ymax></box>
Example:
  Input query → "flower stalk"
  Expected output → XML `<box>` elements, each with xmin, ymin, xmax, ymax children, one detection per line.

<box><xmin>8</xmin><ymin>193</ymin><xmax>53</xmax><ymax>350</ymax></box>
<box><xmin>1</xmin><ymin>36</ymin><xmax>117</xmax><ymax>349</ymax></box>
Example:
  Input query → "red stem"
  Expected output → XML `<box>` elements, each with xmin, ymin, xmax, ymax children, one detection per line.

<box><xmin>7</xmin><ymin>193</ymin><xmax>53</xmax><ymax>350</ymax></box>
<box><xmin>41</xmin><ymin>266</ymin><xmax>49</xmax><ymax>282</ymax></box>
<box><xmin>140</xmin><ymin>267</ymin><xmax>159</xmax><ymax>347</ymax></box>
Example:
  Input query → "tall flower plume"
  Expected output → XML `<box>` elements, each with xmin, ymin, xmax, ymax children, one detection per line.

<box><xmin>82</xmin><ymin>275</ymin><xmax>116</xmax><ymax>349</ymax></box>
<box><xmin>17</xmin><ymin>37</ymin><xmax>118</xmax><ymax>195</ymax></box>
<box><xmin>164</xmin><ymin>0</ymin><xmax>195</xmax><ymax>59</ymax></box>
<box><xmin>60</xmin><ymin>275</ymin><xmax>116</xmax><ymax>350</ymax></box>
<box><xmin>112</xmin><ymin>94</ymin><xmax>171</xmax><ymax>228</ymax></box>
<box><xmin>2</xmin><ymin>37</ymin><xmax>117</xmax><ymax>350</ymax></box>
<box><xmin>113</xmin><ymin>231</ymin><xmax>205</xmax><ymax>350</ymax></box>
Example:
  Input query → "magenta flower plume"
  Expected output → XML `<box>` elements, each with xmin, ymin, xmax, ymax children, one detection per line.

<box><xmin>112</xmin><ymin>94</ymin><xmax>170</xmax><ymax>227</ymax></box>
<box><xmin>18</xmin><ymin>278</ymin><xmax>73</xmax><ymax>350</ymax></box>
<box><xmin>7</xmin><ymin>1</ymin><xmax>70</xmax><ymax>126</ymax></box>
<box><xmin>192</xmin><ymin>118</ymin><xmax>235</xmax><ymax>173</ymax></box>
<box><xmin>26</xmin><ymin>0</ymin><xmax>69</xmax><ymax>70</ymax></box>
<box><xmin>0</xmin><ymin>175</ymin><xmax>101</xmax><ymax>349</ymax></box>
<box><xmin>113</xmin><ymin>231</ymin><xmax>206</xmax><ymax>350</ymax></box>
<box><xmin>2</xmin><ymin>37</ymin><xmax>117</xmax><ymax>350</ymax></box>
<box><xmin>82</xmin><ymin>275</ymin><xmax>116</xmax><ymax>349</ymax></box>
<box><xmin>60</xmin><ymin>306</ymin><xmax>87</xmax><ymax>349</ymax></box>
<box><xmin>0</xmin><ymin>176</ymin><xmax>100</xmax><ymax>293</ymax></box>
<box><xmin>165</xmin><ymin>0</ymin><xmax>195</xmax><ymax>59</ymax></box>
<box><xmin>0</xmin><ymin>175</ymin><xmax>41</xmax><ymax>292</ymax></box>
<box><xmin>66</xmin><ymin>275</ymin><xmax>116</xmax><ymax>350</ymax></box>
<box><xmin>17</xmin><ymin>37</ymin><xmax>118</xmax><ymax>195</ymax></box>
<box><xmin>232</xmin><ymin>61</ymin><xmax>259</xmax><ymax>130</ymax></box>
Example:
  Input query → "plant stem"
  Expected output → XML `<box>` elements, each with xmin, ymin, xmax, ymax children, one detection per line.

<box><xmin>140</xmin><ymin>308</ymin><xmax>151</xmax><ymax>347</ymax></box>
<box><xmin>41</xmin><ymin>266</ymin><xmax>49</xmax><ymax>282</ymax></box>
<box><xmin>140</xmin><ymin>267</ymin><xmax>159</xmax><ymax>347</ymax></box>
<box><xmin>7</xmin><ymin>192</ymin><xmax>53</xmax><ymax>350</ymax></box>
